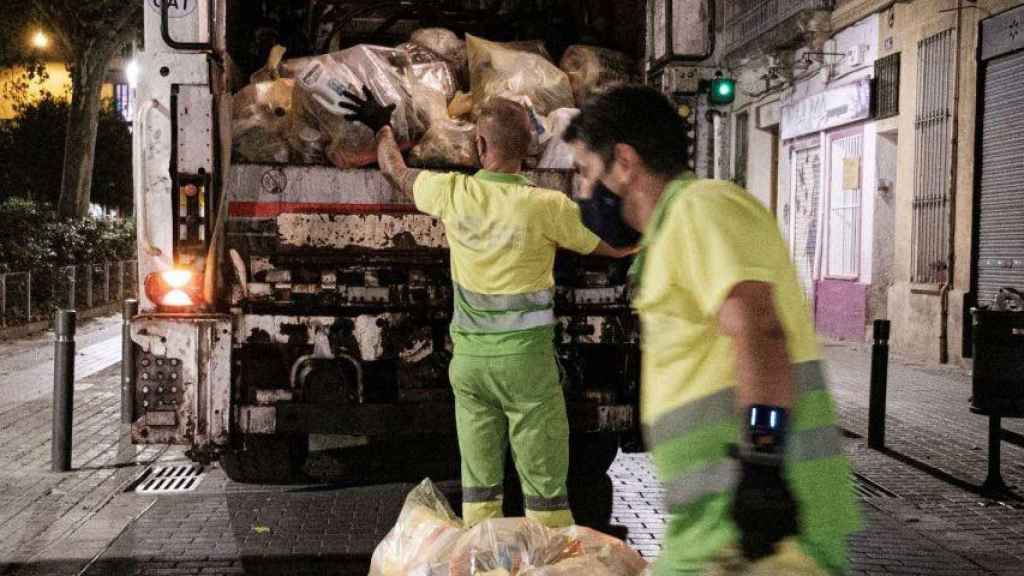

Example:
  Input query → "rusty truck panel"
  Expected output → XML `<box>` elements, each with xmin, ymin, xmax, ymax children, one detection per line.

<box><xmin>130</xmin><ymin>315</ymin><xmax>232</xmax><ymax>449</ymax></box>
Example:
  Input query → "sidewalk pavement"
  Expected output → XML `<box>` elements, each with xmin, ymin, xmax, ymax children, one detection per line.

<box><xmin>0</xmin><ymin>315</ymin><xmax>183</xmax><ymax>575</ymax></box>
<box><xmin>1</xmin><ymin>329</ymin><xmax>1024</xmax><ymax>576</ymax></box>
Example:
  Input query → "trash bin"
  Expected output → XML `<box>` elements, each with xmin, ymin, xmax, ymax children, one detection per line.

<box><xmin>970</xmin><ymin>308</ymin><xmax>1024</xmax><ymax>417</ymax></box>
<box><xmin>969</xmin><ymin>308</ymin><xmax>1024</xmax><ymax>494</ymax></box>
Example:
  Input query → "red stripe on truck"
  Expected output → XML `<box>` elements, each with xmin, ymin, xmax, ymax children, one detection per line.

<box><xmin>229</xmin><ymin>202</ymin><xmax>418</xmax><ymax>217</ymax></box>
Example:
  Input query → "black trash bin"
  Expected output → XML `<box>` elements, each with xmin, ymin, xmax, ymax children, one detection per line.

<box><xmin>971</xmin><ymin>309</ymin><xmax>1024</xmax><ymax>417</ymax></box>
<box><xmin>970</xmin><ymin>308</ymin><xmax>1024</xmax><ymax>494</ymax></box>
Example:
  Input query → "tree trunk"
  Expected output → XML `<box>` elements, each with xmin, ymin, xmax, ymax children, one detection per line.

<box><xmin>57</xmin><ymin>56</ymin><xmax>107</xmax><ymax>219</ymax></box>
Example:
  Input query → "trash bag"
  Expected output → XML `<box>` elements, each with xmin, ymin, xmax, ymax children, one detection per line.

<box><xmin>370</xmin><ymin>479</ymin><xmax>648</xmax><ymax>576</ymax></box>
<box><xmin>466</xmin><ymin>34</ymin><xmax>575</xmax><ymax>118</ymax></box>
<box><xmin>399</xmin><ymin>42</ymin><xmax>459</xmax><ymax>104</ymax></box>
<box><xmin>232</xmin><ymin>79</ymin><xmax>295</xmax><ymax>163</ymax></box>
<box><xmin>409</xmin><ymin>119</ymin><xmax>479</xmax><ymax>168</ymax></box>
<box><xmin>555</xmin><ymin>526</ymin><xmax>647</xmax><ymax>576</ymax></box>
<box><xmin>537</xmin><ymin>108</ymin><xmax>580</xmax><ymax>170</ymax></box>
<box><xmin>558</xmin><ymin>46</ymin><xmax>636</xmax><ymax>106</ymax></box>
<box><xmin>291</xmin><ymin>45</ymin><xmax>426</xmax><ymax>169</ymax></box>
<box><xmin>369</xmin><ymin>479</ymin><xmax>464</xmax><ymax>576</ymax></box>
<box><xmin>285</xmin><ymin>112</ymin><xmax>328</xmax><ymax>165</ymax></box>
<box><xmin>250</xmin><ymin>45</ymin><xmax>317</xmax><ymax>84</ymax></box>
<box><xmin>410</xmin><ymin>28</ymin><xmax>468</xmax><ymax>89</ymax></box>
<box><xmin>448</xmin><ymin>91</ymin><xmax>474</xmax><ymax>119</ymax></box>
<box><xmin>398</xmin><ymin>42</ymin><xmax>459</xmax><ymax>128</ymax></box>
<box><xmin>448</xmin><ymin>518</ymin><xmax>580</xmax><ymax>576</ymax></box>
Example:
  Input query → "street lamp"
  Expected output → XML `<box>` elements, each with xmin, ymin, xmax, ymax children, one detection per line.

<box><xmin>31</xmin><ymin>31</ymin><xmax>50</xmax><ymax>50</ymax></box>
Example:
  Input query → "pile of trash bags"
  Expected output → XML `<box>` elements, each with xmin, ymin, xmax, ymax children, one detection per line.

<box><xmin>369</xmin><ymin>479</ymin><xmax>648</xmax><ymax>576</ymax></box>
<box><xmin>232</xmin><ymin>28</ymin><xmax>636</xmax><ymax>170</ymax></box>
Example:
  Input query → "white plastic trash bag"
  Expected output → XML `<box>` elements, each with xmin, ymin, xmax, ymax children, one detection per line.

<box><xmin>537</xmin><ymin>108</ymin><xmax>580</xmax><ymax>170</ymax></box>
<box><xmin>466</xmin><ymin>35</ymin><xmax>575</xmax><ymax>118</ymax></box>
<box><xmin>369</xmin><ymin>479</ymin><xmax>465</xmax><ymax>576</ymax></box>
<box><xmin>370</xmin><ymin>479</ymin><xmax>649</xmax><ymax>576</ymax></box>
<box><xmin>291</xmin><ymin>45</ymin><xmax>426</xmax><ymax>169</ymax></box>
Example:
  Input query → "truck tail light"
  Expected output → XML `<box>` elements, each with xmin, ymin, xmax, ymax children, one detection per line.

<box><xmin>146</xmin><ymin>268</ymin><xmax>204</xmax><ymax>309</ymax></box>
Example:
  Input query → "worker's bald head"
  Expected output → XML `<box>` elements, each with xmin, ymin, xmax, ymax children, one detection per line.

<box><xmin>476</xmin><ymin>98</ymin><xmax>533</xmax><ymax>166</ymax></box>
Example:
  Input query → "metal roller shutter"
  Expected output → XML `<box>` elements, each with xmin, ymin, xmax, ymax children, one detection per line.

<box><xmin>792</xmin><ymin>145</ymin><xmax>821</xmax><ymax>301</ymax></box>
<box><xmin>976</xmin><ymin>9</ymin><xmax>1024</xmax><ymax>307</ymax></box>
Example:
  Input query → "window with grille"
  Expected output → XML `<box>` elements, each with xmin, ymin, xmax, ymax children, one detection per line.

<box><xmin>875</xmin><ymin>52</ymin><xmax>900</xmax><ymax>119</ymax></box>
<box><xmin>734</xmin><ymin>111</ymin><xmax>749</xmax><ymax>187</ymax></box>
<box><xmin>911</xmin><ymin>29</ymin><xmax>955</xmax><ymax>284</ymax></box>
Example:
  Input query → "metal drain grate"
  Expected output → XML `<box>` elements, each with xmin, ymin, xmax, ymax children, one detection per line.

<box><xmin>135</xmin><ymin>465</ymin><xmax>205</xmax><ymax>494</ymax></box>
<box><xmin>852</xmin><ymin>473</ymin><xmax>900</xmax><ymax>499</ymax></box>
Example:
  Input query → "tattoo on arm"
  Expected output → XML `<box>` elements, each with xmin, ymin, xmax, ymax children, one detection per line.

<box><xmin>377</xmin><ymin>129</ymin><xmax>422</xmax><ymax>199</ymax></box>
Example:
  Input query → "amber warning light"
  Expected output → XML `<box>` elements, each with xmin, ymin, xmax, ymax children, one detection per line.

<box><xmin>145</xmin><ymin>268</ymin><xmax>204</xmax><ymax>309</ymax></box>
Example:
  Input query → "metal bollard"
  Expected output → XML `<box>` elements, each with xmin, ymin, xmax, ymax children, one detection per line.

<box><xmin>121</xmin><ymin>299</ymin><xmax>138</xmax><ymax>424</ymax></box>
<box><xmin>868</xmin><ymin>319</ymin><xmax>891</xmax><ymax>450</ymax></box>
<box><xmin>52</xmin><ymin>310</ymin><xmax>76</xmax><ymax>472</ymax></box>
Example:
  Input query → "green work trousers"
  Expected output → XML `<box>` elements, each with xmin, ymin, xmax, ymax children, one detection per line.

<box><xmin>449</xmin><ymin>351</ymin><xmax>573</xmax><ymax>528</ymax></box>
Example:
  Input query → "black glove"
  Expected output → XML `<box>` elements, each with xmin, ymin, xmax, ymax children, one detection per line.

<box><xmin>337</xmin><ymin>85</ymin><xmax>395</xmax><ymax>134</ymax></box>
<box><xmin>729</xmin><ymin>405</ymin><xmax>800</xmax><ymax>561</ymax></box>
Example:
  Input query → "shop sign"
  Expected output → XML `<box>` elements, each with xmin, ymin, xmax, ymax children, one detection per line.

<box><xmin>781</xmin><ymin>79</ymin><xmax>871</xmax><ymax>140</ymax></box>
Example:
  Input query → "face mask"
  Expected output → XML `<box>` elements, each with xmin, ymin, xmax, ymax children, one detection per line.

<box><xmin>578</xmin><ymin>181</ymin><xmax>641</xmax><ymax>249</ymax></box>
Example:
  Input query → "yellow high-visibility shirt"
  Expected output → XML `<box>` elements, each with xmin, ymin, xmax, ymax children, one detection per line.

<box><xmin>414</xmin><ymin>169</ymin><xmax>600</xmax><ymax>356</ymax></box>
<box><xmin>632</xmin><ymin>175</ymin><xmax>860</xmax><ymax>576</ymax></box>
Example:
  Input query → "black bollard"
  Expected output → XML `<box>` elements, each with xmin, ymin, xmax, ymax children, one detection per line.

<box><xmin>868</xmin><ymin>319</ymin><xmax>890</xmax><ymax>450</ymax></box>
<box><xmin>121</xmin><ymin>299</ymin><xmax>138</xmax><ymax>424</ymax></box>
<box><xmin>52</xmin><ymin>310</ymin><xmax>76</xmax><ymax>472</ymax></box>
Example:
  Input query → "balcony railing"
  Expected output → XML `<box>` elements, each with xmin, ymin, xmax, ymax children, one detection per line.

<box><xmin>722</xmin><ymin>0</ymin><xmax>836</xmax><ymax>61</ymax></box>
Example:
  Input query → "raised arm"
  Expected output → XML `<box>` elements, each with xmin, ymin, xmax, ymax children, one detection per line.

<box><xmin>376</xmin><ymin>126</ymin><xmax>422</xmax><ymax>200</ymax></box>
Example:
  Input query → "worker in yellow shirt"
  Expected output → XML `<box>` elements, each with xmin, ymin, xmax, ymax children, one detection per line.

<box><xmin>340</xmin><ymin>88</ymin><xmax>630</xmax><ymax>528</ymax></box>
<box><xmin>563</xmin><ymin>85</ymin><xmax>861</xmax><ymax>575</ymax></box>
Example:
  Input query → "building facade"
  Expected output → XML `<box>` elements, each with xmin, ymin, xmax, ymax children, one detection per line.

<box><xmin>715</xmin><ymin>0</ymin><xmax>1024</xmax><ymax>365</ymax></box>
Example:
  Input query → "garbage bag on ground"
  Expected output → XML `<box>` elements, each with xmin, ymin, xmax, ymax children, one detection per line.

<box><xmin>290</xmin><ymin>45</ymin><xmax>427</xmax><ymax>169</ymax></box>
<box><xmin>448</xmin><ymin>518</ymin><xmax>580</xmax><ymax>576</ymax></box>
<box><xmin>232</xmin><ymin>78</ymin><xmax>295</xmax><ymax>163</ymax></box>
<box><xmin>558</xmin><ymin>45</ymin><xmax>637</xmax><ymax>106</ymax></box>
<box><xmin>410</xmin><ymin>28</ymin><xmax>468</xmax><ymax>89</ymax></box>
<box><xmin>537</xmin><ymin>108</ymin><xmax>580</xmax><ymax>170</ymax></box>
<box><xmin>409</xmin><ymin>119</ymin><xmax>479</xmax><ymax>168</ymax></box>
<box><xmin>370</xmin><ymin>479</ymin><xmax>648</xmax><ymax>576</ymax></box>
<box><xmin>466</xmin><ymin>34</ymin><xmax>575</xmax><ymax>118</ymax></box>
<box><xmin>369</xmin><ymin>479</ymin><xmax>464</xmax><ymax>576</ymax></box>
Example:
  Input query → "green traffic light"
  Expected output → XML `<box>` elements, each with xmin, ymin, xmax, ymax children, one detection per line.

<box><xmin>709</xmin><ymin>77</ymin><xmax>736</xmax><ymax>105</ymax></box>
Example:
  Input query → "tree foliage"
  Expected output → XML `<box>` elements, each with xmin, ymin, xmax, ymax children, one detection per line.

<box><xmin>0</xmin><ymin>94</ymin><xmax>132</xmax><ymax>213</ymax></box>
<box><xmin>29</xmin><ymin>0</ymin><xmax>142</xmax><ymax>218</ymax></box>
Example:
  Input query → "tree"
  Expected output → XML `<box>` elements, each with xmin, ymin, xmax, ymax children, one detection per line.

<box><xmin>31</xmin><ymin>1</ymin><xmax>142</xmax><ymax>219</ymax></box>
<box><xmin>0</xmin><ymin>94</ymin><xmax>133</xmax><ymax>214</ymax></box>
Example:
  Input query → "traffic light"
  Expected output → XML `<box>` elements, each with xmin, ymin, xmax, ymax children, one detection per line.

<box><xmin>709</xmin><ymin>74</ymin><xmax>736</xmax><ymax>106</ymax></box>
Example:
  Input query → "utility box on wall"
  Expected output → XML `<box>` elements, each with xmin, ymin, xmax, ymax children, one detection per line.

<box><xmin>647</xmin><ymin>0</ymin><xmax>713</xmax><ymax>70</ymax></box>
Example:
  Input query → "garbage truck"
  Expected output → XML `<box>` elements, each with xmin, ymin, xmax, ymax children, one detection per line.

<box><xmin>129</xmin><ymin>1</ymin><xmax>704</xmax><ymax>505</ymax></box>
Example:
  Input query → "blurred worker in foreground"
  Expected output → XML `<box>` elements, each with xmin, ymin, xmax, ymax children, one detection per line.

<box><xmin>563</xmin><ymin>84</ymin><xmax>861</xmax><ymax>575</ymax></box>
<box><xmin>341</xmin><ymin>87</ymin><xmax>631</xmax><ymax>528</ymax></box>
